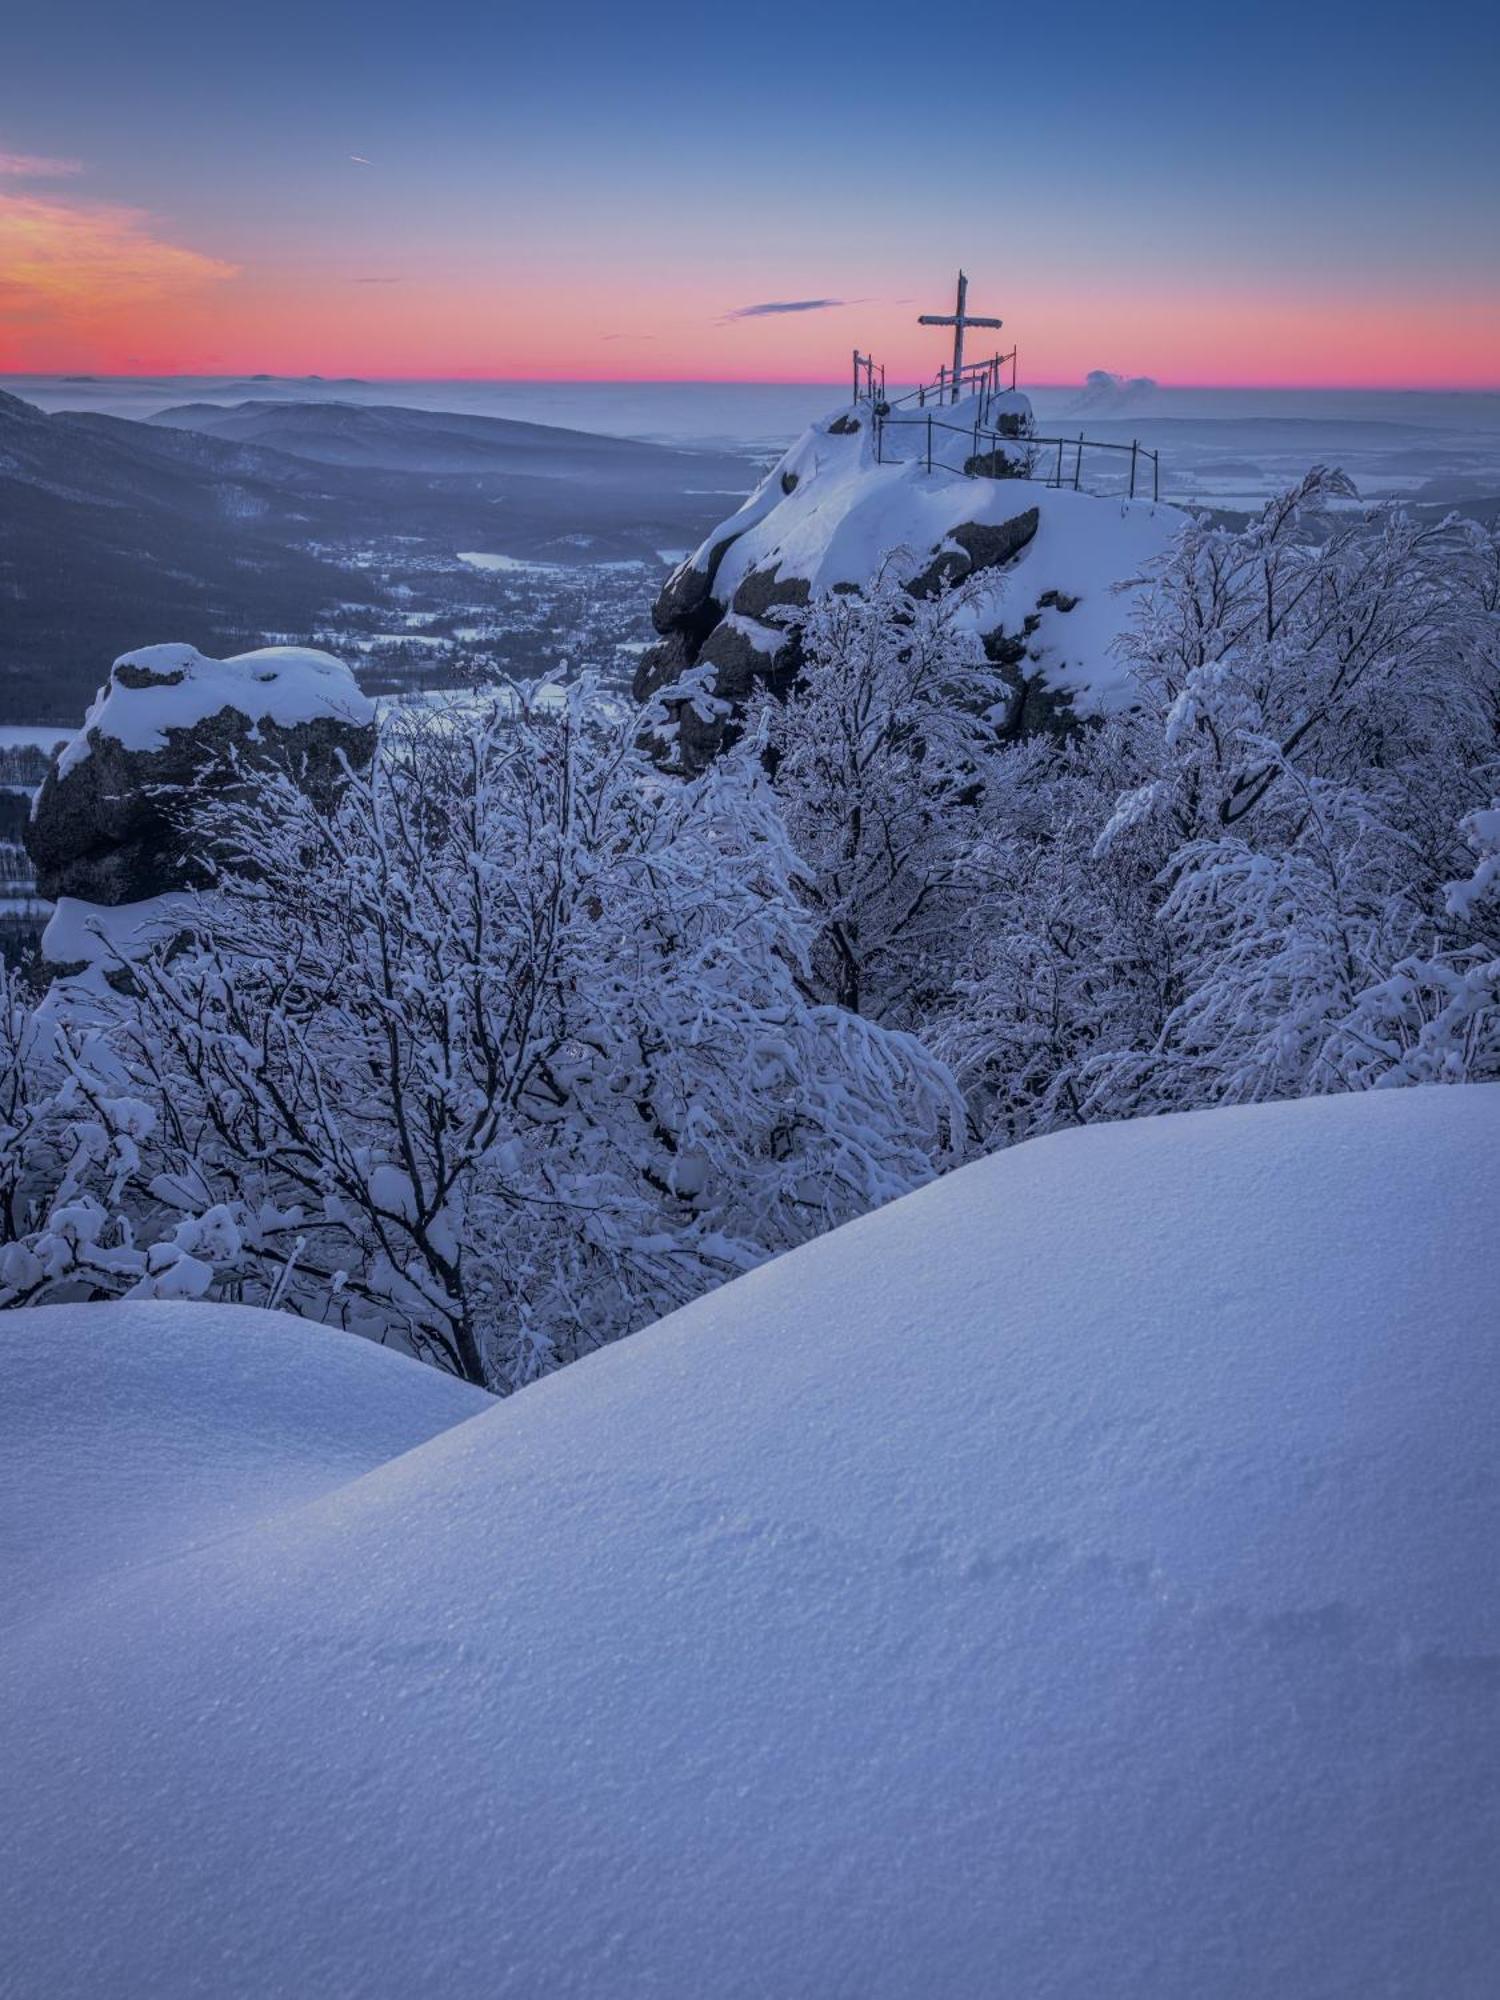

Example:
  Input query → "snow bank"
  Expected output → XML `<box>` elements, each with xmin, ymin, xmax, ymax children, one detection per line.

<box><xmin>0</xmin><ymin>1302</ymin><xmax>486</xmax><ymax>1631</ymax></box>
<box><xmin>56</xmin><ymin>642</ymin><xmax>374</xmax><ymax>776</ymax></box>
<box><xmin>4</xmin><ymin>1088</ymin><xmax>1499</xmax><ymax>1995</ymax></box>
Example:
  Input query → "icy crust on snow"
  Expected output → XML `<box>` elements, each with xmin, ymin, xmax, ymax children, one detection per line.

<box><xmin>683</xmin><ymin>396</ymin><xmax>1185</xmax><ymax>711</ymax></box>
<box><xmin>0</xmin><ymin>1302</ymin><xmax>486</xmax><ymax>1631</ymax></box>
<box><xmin>4</xmin><ymin>1087</ymin><xmax>1500</xmax><ymax>1996</ymax></box>
<box><xmin>54</xmin><ymin>642</ymin><xmax>374</xmax><ymax>776</ymax></box>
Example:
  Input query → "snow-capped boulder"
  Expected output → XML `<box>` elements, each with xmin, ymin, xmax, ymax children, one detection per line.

<box><xmin>26</xmin><ymin>643</ymin><xmax>375</xmax><ymax>908</ymax></box>
<box><xmin>638</xmin><ymin>393</ymin><xmax>1184</xmax><ymax>768</ymax></box>
<box><xmin>4</xmin><ymin>1086</ymin><xmax>1499</xmax><ymax>1996</ymax></box>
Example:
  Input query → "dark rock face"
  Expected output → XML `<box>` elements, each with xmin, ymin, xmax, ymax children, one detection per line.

<box><xmin>951</xmin><ymin>510</ymin><xmax>1040</xmax><ymax>575</ymax></box>
<box><xmin>906</xmin><ymin>549</ymin><xmax>971</xmax><ymax>599</ymax></box>
<box><xmin>650</xmin><ymin>558</ymin><xmax>720</xmax><ymax>641</ymax></box>
<box><xmin>632</xmin><ymin>629</ymin><xmax>696</xmax><ymax>708</ymax></box>
<box><xmin>983</xmin><ymin>600</ymin><xmax>1085</xmax><ymax>745</ymax></box>
<box><xmin>27</xmin><ymin>659</ymin><xmax>376</xmax><ymax>906</ymax></box>
<box><xmin>729</xmin><ymin>566</ymin><xmax>811</xmax><ymax>623</ymax></box>
<box><xmin>643</xmin><ymin>474</ymin><xmax>1048</xmax><ymax>774</ymax></box>
<box><xmin>962</xmin><ymin>447</ymin><xmax>1032</xmax><ymax>480</ymax></box>
<box><xmin>907</xmin><ymin>509</ymin><xmax>1040</xmax><ymax>600</ymax></box>
<box><xmin>696</xmin><ymin>619</ymin><xmax>791</xmax><ymax>697</ymax></box>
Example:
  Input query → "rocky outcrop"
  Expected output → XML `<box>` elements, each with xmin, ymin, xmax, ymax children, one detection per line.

<box><xmin>633</xmin><ymin>390</ymin><xmax>1182</xmax><ymax>772</ymax></box>
<box><xmin>27</xmin><ymin>644</ymin><xmax>375</xmax><ymax>908</ymax></box>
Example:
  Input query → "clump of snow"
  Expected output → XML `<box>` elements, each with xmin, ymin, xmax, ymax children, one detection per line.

<box><xmin>39</xmin><ymin>892</ymin><xmax>191</xmax><ymax>990</ymax></box>
<box><xmin>3</xmin><ymin>1087</ymin><xmax>1498</xmax><ymax>1994</ymax></box>
<box><xmin>56</xmin><ymin>643</ymin><xmax>373</xmax><ymax>776</ymax></box>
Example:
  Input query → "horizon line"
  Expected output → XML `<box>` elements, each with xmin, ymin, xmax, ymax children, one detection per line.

<box><xmin>5</xmin><ymin>371</ymin><xmax>1500</xmax><ymax>395</ymax></box>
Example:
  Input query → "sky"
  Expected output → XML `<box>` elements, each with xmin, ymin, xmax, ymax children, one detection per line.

<box><xmin>1</xmin><ymin>0</ymin><xmax>1497</xmax><ymax>388</ymax></box>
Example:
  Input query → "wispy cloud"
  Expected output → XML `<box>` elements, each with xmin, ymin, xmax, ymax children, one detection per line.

<box><xmin>349</xmin><ymin>154</ymin><xmax>373</xmax><ymax>166</ymax></box>
<box><xmin>601</xmin><ymin>332</ymin><xmax>657</xmax><ymax>342</ymax></box>
<box><xmin>0</xmin><ymin>191</ymin><xmax>237</xmax><ymax>363</ymax></box>
<box><xmin>0</xmin><ymin>151</ymin><xmax>84</xmax><ymax>179</ymax></box>
<box><xmin>720</xmin><ymin>297</ymin><xmax>845</xmax><ymax>322</ymax></box>
<box><xmin>351</xmin><ymin>275</ymin><xmax>401</xmax><ymax>284</ymax></box>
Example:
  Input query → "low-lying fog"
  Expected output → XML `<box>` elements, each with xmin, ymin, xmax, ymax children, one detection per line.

<box><xmin>7</xmin><ymin>375</ymin><xmax>1499</xmax><ymax>511</ymax></box>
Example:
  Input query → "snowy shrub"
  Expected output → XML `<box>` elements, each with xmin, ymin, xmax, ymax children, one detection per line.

<box><xmin>690</xmin><ymin>483</ymin><xmax>1498</xmax><ymax>1143</ymax></box>
<box><xmin>80</xmin><ymin>685</ymin><xmax>959</xmax><ymax>1388</ymax></box>
<box><xmin>756</xmin><ymin>563</ymin><xmax>1014</xmax><ymax>1022</ymax></box>
<box><xmin>5</xmin><ymin>476</ymin><xmax>1496</xmax><ymax>1377</ymax></box>
<box><xmin>0</xmin><ymin>961</ymin><xmax>241</xmax><ymax>1307</ymax></box>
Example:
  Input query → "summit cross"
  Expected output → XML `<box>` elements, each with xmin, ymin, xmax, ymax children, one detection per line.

<box><xmin>918</xmin><ymin>270</ymin><xmax>1002</xmax><ymax>403</ymax></box>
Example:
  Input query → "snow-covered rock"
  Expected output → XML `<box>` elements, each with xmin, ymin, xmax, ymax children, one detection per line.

<box><xmin>638</xmin><ymin>393</ymin><xmax>1185</xmax><ymax>768</ymax></box>
<box><xmin>3</xmin><ymin>1085</ymin><xmax>1499</xmax><ymax>1995</ymax></box>
<box><xmin>26</xmin><ymin>643</ymin><xmax>375</xmax><ymax>909</ymax></box>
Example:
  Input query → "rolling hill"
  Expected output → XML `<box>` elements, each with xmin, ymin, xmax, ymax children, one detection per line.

<box><xmin>0</xmin><ymin>390</ymin><xmax>757</xmax><ymax>722</ymax></box>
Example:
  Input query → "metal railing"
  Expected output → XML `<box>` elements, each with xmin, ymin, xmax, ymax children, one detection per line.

<box><xmin>852</xmin><ymin>349</ymin><xmax>1019</xmax><ymax>414</ymax></box>
<box><xmin>851</xmin><ymin>350</ymin><xmax>886</xmax><ymax>404</ymax></box>
<box><xmin>873</xmin><ymin>408</ymin><xmax>1161</xmax><ymax>502</ymax></box>
<box><xmin>887</xmin><ymin>350</ymin><xmax>1019</xmax><ymax>409</ymax></box>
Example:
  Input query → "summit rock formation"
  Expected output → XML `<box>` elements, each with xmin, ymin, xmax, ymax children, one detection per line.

<box><xmin>636</xmin><ymin>386</ymin><xmax>1184</xmax><ymax>769</ymax></box>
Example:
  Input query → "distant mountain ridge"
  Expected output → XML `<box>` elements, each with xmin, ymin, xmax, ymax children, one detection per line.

<box><xmin>148</xmin><ymin>398</ymin><xmax>732</xmax><ymax>479</ymax></box>
<box><xmin>0</xmin><ymin>390</ymin><xmax>757</xmax><ymax>722</ymax></box>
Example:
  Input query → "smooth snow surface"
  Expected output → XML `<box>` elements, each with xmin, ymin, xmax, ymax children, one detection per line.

<box><xmin>4</xmin><ymin>1089</ymin><xmax>1500</xmax><ymax>1996</ymax></box>
<box><xmin>56</xmin><ymin>642</ymin><xmax>373</xmax><ymax>775</ymax></box>
<box><xmin>0</xmin><ymin>1303</ymin><xmax>486</xmax><ymax>1630</ymax></box>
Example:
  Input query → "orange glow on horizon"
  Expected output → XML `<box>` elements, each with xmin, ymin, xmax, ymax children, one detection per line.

<box><xmin>2</xmin><ymin>190</ymin><xmax>1496</xmax><ymax>391</ymax></box>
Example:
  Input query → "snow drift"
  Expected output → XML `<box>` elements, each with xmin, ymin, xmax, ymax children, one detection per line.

<box><xmin>3</xmin><ymin>1087</ymin><xmax>1499</xmax><ymax>1996</ymax></box>
<box><xmin>1</xmin><ymin>1302</ymin><xmax>486</xmax><ymax>1631</ymax></box>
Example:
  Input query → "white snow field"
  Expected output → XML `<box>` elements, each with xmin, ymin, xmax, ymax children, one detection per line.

<box><xmin>1</xmin><ymin>1303</ymin><xmax>487</xmax><ymax>1630</ymax></box>
<box><xmin>3</xmin><ymin>1087</ymin><xmax>1499</xmax><ymax>1997</ymax></box>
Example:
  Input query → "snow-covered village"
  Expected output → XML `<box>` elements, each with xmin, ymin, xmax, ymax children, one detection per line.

<box><xmin>3</xmin><ymin>2</ymin><xmax>1500</xmax><ymax>1991</ymax></box>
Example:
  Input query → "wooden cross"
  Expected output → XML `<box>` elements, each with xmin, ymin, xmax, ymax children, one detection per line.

<box><xmin>918</xmin><ymin>270</ymin><xmax>1002</xmax><ymax>403</ymax></box>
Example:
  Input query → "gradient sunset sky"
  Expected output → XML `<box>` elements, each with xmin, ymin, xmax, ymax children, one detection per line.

<box><xmin>2</xmin><ymin>0</ymin><xmax>1497</xmax><ymax>387</ymax></box>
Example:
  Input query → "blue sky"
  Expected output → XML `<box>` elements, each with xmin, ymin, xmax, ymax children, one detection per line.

<box><xmin>2</xmin><ymin>0</ymin><xmax>1496</xmax><ymax>382</ymax></box>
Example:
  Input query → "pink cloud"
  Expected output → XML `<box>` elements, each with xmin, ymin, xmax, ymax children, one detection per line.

<box><xmin>0</xmin><ymin>191</ymin><xmax>238</xmax><ymax>367</ymax></box>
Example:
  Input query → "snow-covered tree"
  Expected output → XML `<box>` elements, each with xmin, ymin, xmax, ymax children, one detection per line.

<box><xmin>756</xmin><ymin>563</ymin><xmax>1014</xmax><ymax>1023</ymax></box>
<box><xmin>918</xmin><ymin>480</ymin><xmax>1500</xmax><ymax>1135</ymax></box>
<box><xmin>86</xmin><ymin>685</ymin><xmax>959</xmax><ymax>1388</ymax></box>
<box><xmin>0</xmin><ymin>962</ymin><xmax>239</xmax><ymax>1306</ymax></box>
<box><xmin>1325</xmin><ymin>799</ymin><xmax>1500</xmax><ymax>1087</ymax></box>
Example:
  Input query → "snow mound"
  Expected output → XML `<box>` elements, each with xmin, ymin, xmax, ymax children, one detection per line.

<box><xmin>0</xmin><ymin>1302</ymin><xmax>486</xmax><ymax>1631</ymax></box>
<box><xmin>4</xmin><ymin>1088</ymin><xmax>1500</xmax><ymax>1996</ymax></box>
<box><xmin>56</xmin><ymin>642</ymin><xmax>373</xmax><ymax>776</ymax></box>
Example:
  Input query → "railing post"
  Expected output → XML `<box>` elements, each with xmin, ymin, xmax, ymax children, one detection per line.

<box><xmin>1055</xmin><ymin>439</ymin><xmax>1064</xmax><ymax>487</ymax></box>
<box><xmin>926</xmin><ymin>413</ymin><xmax>933</xmax><ymax>474</ymax></box>
<box><xmin>1130</xmin><ymin>439</ymin><xmax>1138</xmax><ymax>500</ymax></box>
<box><xmin>1153</xmin><ymin>452</ymin><xmax>1159</xmax><ymax>503</ymax></box>
<box><xmin>1074</xmin><ymin>434</ymin><xmax>1083</xmax><ymax>490</ymax></box>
